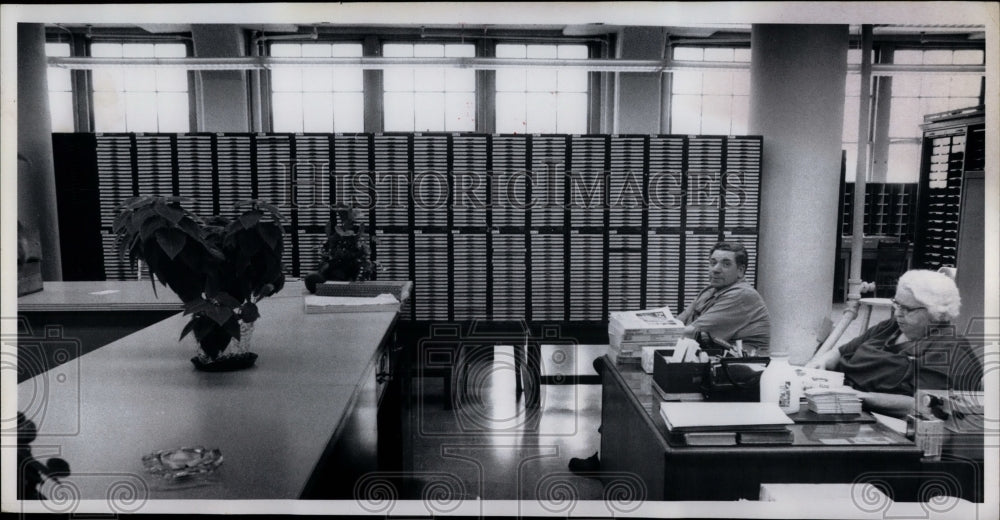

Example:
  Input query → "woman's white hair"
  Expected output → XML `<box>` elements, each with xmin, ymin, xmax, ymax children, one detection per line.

<box><xmin>897</xmin><ymin>269</ymin><xmax>961</xmax><ymax>322</ymax></box>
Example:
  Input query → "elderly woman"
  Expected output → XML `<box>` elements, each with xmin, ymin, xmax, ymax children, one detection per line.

<box><xmin>807</xmin><ymin>269</ymin><xmax>983</xmax><ymax>418</ymax></box>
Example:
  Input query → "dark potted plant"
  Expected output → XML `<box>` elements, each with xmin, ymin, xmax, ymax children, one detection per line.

<box><xmin>304</xmin><ymin>205</ymin><xmax>380</xmax><ymax>293</ymax></box>
<box><xmin>113</xmin><ymin>196</ymin><xmax>286</xmax><ymax>370</ymax></box>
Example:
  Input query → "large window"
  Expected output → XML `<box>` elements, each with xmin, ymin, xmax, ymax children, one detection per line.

<box><xmin>382</xmin><ymin>42</ymin><xmax>476</xmax><ymax>132</ymax></box>
<box><xmin>46</xmin><ymin>42</ymin><xmax>74</xmax><ymax>132</ymax></box>
<box><xmin>270</xmin><ymin>43</ymin><xmax>364</xmax><ymax>133</ymax></box>
<box><xmin>89</xmin><ymin>42</ymin><xmax>190</xmax><ymax>132</ymax></box>
<box><xmin>884</xmin><ymin>49</ymin><xmax>983</xmax><ymax>182</ymax></box>
<box><xmin>669</xmin><ymin>47</ymin><xmax>751</xmax><ymax>135</ymax></box>
<box><xmin>495</xmin><ymin>44</ymin><xmax>589</xmax><ymax>134</ymax></box>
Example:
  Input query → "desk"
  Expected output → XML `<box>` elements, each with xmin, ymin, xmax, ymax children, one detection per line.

<box><xmin>15</xmin><ymin>283</ymin><xmax>402</xmax><ymax>500</ymax></box>
<box><xmin>598</xmin><ymin>357</ymin><xmax>982</xmax><ymax>502</ymax></box>
<box><xmin>16</xmin><ymin>282</ymin><xmax>185</xmax><ymax>381</ymax></box>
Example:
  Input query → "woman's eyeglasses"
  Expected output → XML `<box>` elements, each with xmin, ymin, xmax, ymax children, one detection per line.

<box><xmin>891</xmin><ymin>298</ymin><xmax>926</xmax><ymax>315</ymax></box>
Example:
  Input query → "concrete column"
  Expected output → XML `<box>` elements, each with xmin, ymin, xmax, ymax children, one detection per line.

<box><xmin>749</xmin><ymin>25</ymin><xmax>849</xmax><ymax>363</ymax></box>
<box><xmin>614</xmin><ymin>26</ymin><xmax>666</xmax><ymax>134</ymax></box>
<box><xmin>18</xmin><ymin>23</ymin><xmax>62</xmax><ymax>280</ymax></box>
<box><xmin>191</xmin><ymin>25</ymin><xmax>250</xmax><ymax>132</ymax></box>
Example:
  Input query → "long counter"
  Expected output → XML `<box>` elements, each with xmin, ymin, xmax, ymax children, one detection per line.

<box><xmin>16</xmin><ymin>282</ymin><xmax>399</xmax><ymax>500</ymax></box>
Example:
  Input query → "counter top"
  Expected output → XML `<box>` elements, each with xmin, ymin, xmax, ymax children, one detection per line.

<box><xmin>16</xmin><ymin>283</ymin><xmax>397</xmax><ymax>500</ymax></box>
<box><xmin>17</xmin><ymin>281</ymin><xmax>184</xmax><ymax>312</ymax></box>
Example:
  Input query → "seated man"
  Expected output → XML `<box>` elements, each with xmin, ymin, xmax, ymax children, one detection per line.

<box><xmin>806</xmin><ymin>269</ymin><xmax>982</xmax><ymax>418</ymax></box>
<box><xmin>570</xmin><ymin>241</ymin><xmax>771</xmax><ymax>473</ymax></box>
<box><xmin>676</xmin><ymin>241</ymin><xmax>771</xmax><ymax>356</ymax></box>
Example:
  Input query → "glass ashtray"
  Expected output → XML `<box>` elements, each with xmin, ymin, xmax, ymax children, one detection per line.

<box><xmin>142</xmin><ymin>446</ymin><xmax>223</xmax><ymax>480</ymax></box>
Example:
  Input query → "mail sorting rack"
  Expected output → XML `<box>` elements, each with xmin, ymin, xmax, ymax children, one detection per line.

<box><xmin>62</xmin><ymin>132</ymin><xmax>762</xmax><ymax>322</ymax></box>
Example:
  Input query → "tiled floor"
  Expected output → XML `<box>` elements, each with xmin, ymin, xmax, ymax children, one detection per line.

<box><xmin>402</xmin><ymin>304</ymin><xmax>895</xmax><ymax>502</ymax></box>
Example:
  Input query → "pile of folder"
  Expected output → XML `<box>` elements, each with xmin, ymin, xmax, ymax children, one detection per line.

<box><xmin>804</xmin><ymin>387</ymin><xmax>862</xmax><ymax>415</ymax></box>
<box><xmin>608</xmin><ymin>306</ymin><xmax>686</xmax><ymax>363</ymax></box>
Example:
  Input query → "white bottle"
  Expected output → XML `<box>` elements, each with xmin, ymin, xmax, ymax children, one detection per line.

<box><xmin>759</xmin><ymin>352</ymin><xmax>802</xmax><ymax>414</ymax></box>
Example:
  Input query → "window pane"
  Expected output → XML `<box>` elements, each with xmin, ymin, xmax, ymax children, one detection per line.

<box><xmin>557</xmin><ymin>68</ymin><xmax>588</xmax><ymax>92</ymax></box>
<box><xmin>445</xmin><ymin>68</ymin><xmax>476</xmax><ymax>92</ymax></box>
<box><xmin>886</xmin><ymin>142</ymin><xmax>921</xmax><ymax>182</ymax></box>
<box><xmin>496</xmin><ymin>92</ymin><xmax>526</xmax><ymax>133</ymax></box>
<box><xmin>730</xmin><ymin>97</ymin><xmax>749</xmax><ymax>135</ymax></box>
<box><xmin>383</xmin><ymin>92</ymin><xmax>414</xmax><ymax>131</ymax></box>
<box><xmin>920</xmin><ymin>97</ymin><xmax>951</xmax><ymax>119</ymax></box>
<box><xmin>842</xmin><ymin>96</ymin><xmax>860</xmax><ymax>142</ymax></box>
<box><xmin>732</xmin><ymin>70</ymin><xmax>750</xmax><ymax>96</ymax></box>
<box><xmin>948</xmin><ymin>97</ymin><xmax>979</xmax><ymax>111</ymax></box>
<box><xmin>893</xmin><ymin>50</ymin><xmax>922</xmax><ymax>65</ymax></box>
<box><xmin>891</xmin><ymin>76</ymin><xmax>922</xmax><ymax>97</ymax></box>
<box><xmin>496</xmin><ymin>44</ymin><xmax>525</xmax><ymax>59</ymax></box>
<box><xmin>953</xmin><ymin>50</ymin><xmax>983</xmax><ymax>65</ymax></box>
<box><xmin>672</xmin><ymin>71</ymin><xmax>702</xmax><ymax>95</ymax></box>
<box><xmin>414</xmin><ymin>68</ymin><xmax>445</xmax><ymax>92</ymax></box>
<box><xmin>157</xmin><ymin>92</ymin><xmax>189</xmax><ymax>132</ymax></box>
<box><xmin>673</xmin><ymin>47</ymin><xmax>702</xmax><ymax>61</ymax></box>
<box><xmin>302</xmin><ymin>92</ymin><xmax>334</xmax><ymax>133</ymax></box>
<box><xmin>301</xmin><ymin>44</ymin><xmax>332</xmax><ymax>58</ymax></box>
<box><xmin>123</xmin><ymin>43</ymin><xmax>155</xmax><ymax>58</ymax></box>
<box><xmin>556</xmin><ymin>92</ymin><xmax>587</xmax><ymax>134</ymax></box>
<box><xmin>332</xmin><ymin>69</ymin><xmax>364</xmax><ymax>92</ymax></box>
<box><xmin>383</xmin><ymin>69</ymin><xmax>414</xmax><ymax>92</ymax></box>
<box><xmin>90</xmin><ymin>43</ymin><xmax>122</xmax><ymax>58</ymax></box>
<box><xmin>921</xmin><ymin>75</ymin><xmax>951</xmax><ymax>97</ymax></box>
<box><xmin>49</xmin><ymin>92</ymin><xmax>75</xmax><ymax>132</ymax></box>
<box><xmin>272</xmin><ymin>92</ymin><xmax>304</xmax><ymax>133</ymax></box>
<box><xmin>302</xmin><ymin>68</ymin><xmax>334</xmax><ymax>92</ymax></box>
<box><xmin>703</xmin><ymin>48</ymin><xmax>734</xmax><ymax>62</ymax></box>
<box><xmin>270</xmin><ymin>43</ymin><xmax>302</xmax><ymax>57</ymax></box>
<box><xmin>844</xmin><ymin>74</ymin><xmax>862</xmax><ymax>97</ymax></box>
<box><xmin>527</xmin><ymin>45</ymin><xmax>557</xmax><ymax>59</ymax></box>
<box><xmin>527</xmin><ymin>68</ymin><xmax>558</xmax><ymax>92</ymax></box>
<box><xmin>382</xmin><ymin>43</ymin><xmax>412</xmax><ymax>58</ymax></box>
<box><xmin>156</xmin><ymin>69</ymin><xmax>188</xmax><ymax>92</ymax></box>
<box><xmin>949</xmin><ymin>76</ymin><xmax>981</xmax><ymax>98</ymax></box>
<box><xmin>332</xmin><ymin>92</ymin><xmax>364</xmax><ymax>132</ymax></box>
<box><xmin>125</xmin><ymin>68</ymin><xmax>157</xmax><ymax>92</ymax></box>
<box><xmin>496</xmin><ymin>69</ymin><xmax>526</xmax><ymax>92</ymax></box>
<box><xmin>445</xmin><ymin>92</ymin><xmax>475</xmax><ymax>132</ymax></box>
<box><xmin>922</xmin><ymin>50</ymin><xmax>952</xmax><ymax>65</ymax></box>
<box><xmin>414</xmin><ymin>92</ymin><xmax>444</xmax><ymax>131</ymax></box>
<box><xmin>888</xmin><ymin>97</ymin><xmax>921</xmax><ymax>138</ymax></box>
<box><xmin>414</xmin><ymin>44</ymin><xmax>444</xmax><ymax>58</ymax></box>
<box><xmin>154</xmin><ymin>43</ymin><xmax>186</xmax><ymax>58</ymax></box>
<box><xmin>701</xmin><ymin>70</ymin><xmax>733</xmax><ymax>95</ymax></box>
<box><xmin>331</xmin><ymin>43</ymin><xmax>363</xmax><ymax>57</ymax></box>
<box><xmin>93</xmin><ymin>91</ymin><xmax>126</xmax><ymax>131</ymax></box>
<box><xmin>733</xmin><ymin>48</ymin><xmax>751</xmax><ymax>62</ymax></box>
<box><xmin>847</xmin><ymin>49</ymin><xmax>862</xmax><ymax>65</ymax></box>
<box><xmin>671</xmin><ymin>94</ymin><xmax>701</xmax><ymax>134</ymax></box>
<box><xmin>701</xmin><ymin>95</ymin><xmax>732</xmax><ymax>134</ymax></box>
<box><xmin>46</xmin><ymin>42</ymin><xmax>70</xmax><ymax>57</ymax></box>
<box><xmin>445</xmin><ymin>44</ymin><xmax>475</xmax><ymax>58</ymax></box>
<box><xmin>525</xmin><ymin>92</ymin><xmax>556</xmax><ymax>133</ymax></box>
<box><xmin>271</xmin><ymin>69</ymin><xmax>303</xmax><ymax>92</ymax></box>
<box><xmin>48</xmin><ymin>66</ymin><xmax>72</xmax><ymax>92</ymax></box>
<box><xmin>842</xmin><ymin>144</ymin><xmax>858</xmax><ymax>183</ymax></box>
<box><xmin>125</xmin><ymin>92</ymin><xmax>158</xmax><ymax>132</ymax></box>
<box><xmin>558</xmin><ymin>45</ymin><xmax>588</xmax><ymax>59</ymax></box>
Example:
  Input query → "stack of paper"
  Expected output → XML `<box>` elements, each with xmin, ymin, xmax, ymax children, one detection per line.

<box><xmin>304</xmin><ymin>293</ymin><xmax>400</xmax><ymax>314</ymax></box>
<box><xmin>659</xmin><ymin>402</ymin><xmax>794</xmax><ymax>432</ymax></box>
<box><xmin>608</xmin><ymin>307</ymin><xmax>686</xmax><ymax>363</ymax></box>
<box><xmin>805</xmin><ymin>386</ymin><xmax>862</xmax><ymax>414</ymax></box>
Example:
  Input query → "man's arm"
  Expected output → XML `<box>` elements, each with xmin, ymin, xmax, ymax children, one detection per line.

<box><xmin>858</xmin><ymin>391</ymin><xmax>915</xmax><ymax>419</ymax></box>
<box><xmin>684</xmin><ymin>287</ymin><xmax>758</xmax><ymax>341</ymax></box>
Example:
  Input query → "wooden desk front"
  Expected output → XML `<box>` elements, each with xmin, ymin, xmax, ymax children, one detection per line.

<box><xmin>15</xmin><ymin>287</ymin><xmax>399</xmax><ymax>500</ymax></box>
<box><xmin>598</xmin><ymin>356</ymin><xmax>938</xmax><ymax>501</ymax></box>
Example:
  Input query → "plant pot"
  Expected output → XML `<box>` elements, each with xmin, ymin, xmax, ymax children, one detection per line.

<box><xmin>191</xmin><ymin>321</ymin><xmax>258</xmax><ymax>372</ymax></box>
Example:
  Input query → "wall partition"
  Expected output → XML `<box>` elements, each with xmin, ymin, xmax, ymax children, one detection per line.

<box><xmin>52</xmin><ymin>132</ymin><xmax>762</xmax><ymax>322</ymax></box>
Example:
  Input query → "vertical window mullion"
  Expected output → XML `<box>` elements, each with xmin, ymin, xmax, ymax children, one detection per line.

<box><xmin>477</xmin><ymin>38</ymin><xmax>496</xmax><ymax>133</ymax></box>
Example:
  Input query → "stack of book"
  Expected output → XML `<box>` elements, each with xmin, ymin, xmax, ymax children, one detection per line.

<box><xmin>660</xmin><ymin>402</ymin><xmax>795</xmax><ymax>446</ymax></box>
<box><xmin>608</xmin><ymin>307</ymin><xmax>686</xmax><ymax>363</ymax></box>
<box><xmin>804</xmin><ymin>387</ymin><xmax>862</xmax><ymax>415</ymax></box>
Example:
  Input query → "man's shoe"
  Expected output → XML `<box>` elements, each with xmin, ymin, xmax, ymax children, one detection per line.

<box><xmin>568</xmin><ymin>452</ymin><xmax>601</xmax><ymax>473</ymax></box>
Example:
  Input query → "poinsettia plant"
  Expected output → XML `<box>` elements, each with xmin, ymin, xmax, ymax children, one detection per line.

<box><xmin>113</xmin><ymin>196</ymin><xmax>286</xmax><ymax>360</ymax></box>
<box><xmin>304</xmin><ymin>204</ymin><xmax>379</xmax><ymax>293</ymax></box>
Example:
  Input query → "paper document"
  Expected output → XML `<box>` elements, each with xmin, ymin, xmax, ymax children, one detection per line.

<box><xmin>660</xmin><ymin>402</ymin><xmax>794</xmax><ymax>432</ymax></box>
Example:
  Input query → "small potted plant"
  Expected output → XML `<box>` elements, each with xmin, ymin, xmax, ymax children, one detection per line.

<box><xmin>113</xmin><ymin>196</ymin><xmax>286</xmax><ymax>370</ymax></box>
<box><xmin>304</xmin><ymin>205</ymin><xmax>380</xmax><ymax>293</ymax></box>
